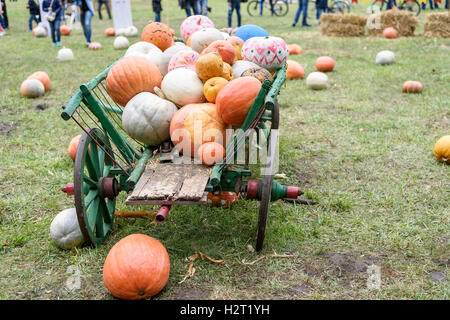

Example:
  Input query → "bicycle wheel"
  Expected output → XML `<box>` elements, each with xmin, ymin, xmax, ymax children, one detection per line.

<box><xmin>398</xmin><ymin>0</ymin><xmax>421</xmax><ymax>16</ymax></box>
<box><xmin>332</xmin><ymin>0</ymin><xmax>351</xmax><ymax>13</ymax></box>
<box><xmin>247</xmin><ymin>0</ymin><xmax>261</xmax><ymax>16</ymax></box>
<box><xmin>273</xmin><ymin>1</ymin><xmax>289</xmax><ymax>16</ymax></box>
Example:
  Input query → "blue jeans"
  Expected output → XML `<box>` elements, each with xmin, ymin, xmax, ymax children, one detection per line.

<box><xmin>293</xmin><ymin>0</ymin><xmax>309</xmax><ymax>25</ymax></box>
<box><xmin>155</xmin><ymin>12</ymin><xmax>161</xmax><ymax>22</ymax></box>
<box><xmin>28</xmin><ymin>14</ymin><xmax>39</xmax><ymax>31</ymax></box>
<box><xmin>228</xmin><ymin>0</ymin><xmax>241</xmax><ymax>28</ymax></box>
<box><xmin>387</xmin><ymin>0</ymin><xmax>397</xmax><ymax>9</ymax></box>
<box><xmin>259</xmin><ymin>0</ymin><xmax>274</xmax><ymax>15</ymax></box>
<box><xmin>49</xmin><ymin>18</ymin><xmax>61</xmax><ymax>43</ymax></box>
<box><xmin>317</xmin><ymin>7</ymin><xmax>328</xmax><ymax>21</ymax></box>
<box><xmin>200</xmin><ymin>0</ymin><xmax>208</xmax><ymax>15</ymax></box>
<box><xmin>185</xmin><ymin>0</ymin><xmax>200</xmax><ymax>16</ymax></box>
<box><xmin>0</xmin><ymin>15</ymin><xmax>5</xmax><ymax>29</ymax></box>
<box><xmin>80</xmin><ymin>10</ymin><xmax>93</xmax><ymax>43</ymax></box>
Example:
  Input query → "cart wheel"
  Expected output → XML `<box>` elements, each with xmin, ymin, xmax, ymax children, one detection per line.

<box><xmin>255</xmin><ymin>100</ymin><xmax>280</xmax><ymax>251</ymax></box>
<box><xmin>74</xmin><ymin>128</ymin><xmax>118</xmax><ymax>246</ymax></box>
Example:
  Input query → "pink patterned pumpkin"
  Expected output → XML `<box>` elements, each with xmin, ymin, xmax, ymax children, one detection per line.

<box><xmin>180</xmin><ymin>15</ymin><xmax>215</xmax><ymax>42</ymax></box>
<box><xmin>168</xmin><ymin>50</ymin><xmax>200</xmax><ymax>72</ymax></box>
<box><xmin>241</xmin><ymin>36</ymin><xmax>288</xmax><ymax>71</ymax></box>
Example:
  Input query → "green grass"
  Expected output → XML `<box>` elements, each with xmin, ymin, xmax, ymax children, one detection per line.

<box><xmin>0</xmin><ymin>0</ymin><xmax>449</xmax><ymax>300</ymax></box>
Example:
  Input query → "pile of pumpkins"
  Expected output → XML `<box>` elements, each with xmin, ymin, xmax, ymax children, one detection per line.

<box><xmin>106</xmin><ymin>18</ymin><xmax>291</xmax><ymax>165</ymax></box>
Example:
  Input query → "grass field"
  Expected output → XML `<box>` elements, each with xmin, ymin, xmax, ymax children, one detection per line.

<box><xmin>0</xmin><ymin>0</ymin><xmax>449</xmax><ymax>300</ymax></box>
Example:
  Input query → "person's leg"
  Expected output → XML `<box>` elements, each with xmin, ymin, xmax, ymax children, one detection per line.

<box><xmin>84</xmin><ymin>10</ymin><xmax>92</xmax><ymax>43</ymax></box>
<box><xmin>293</xmin><ymin>1</ymin><xmax>303</xmax><ymax>25</ymax></box>
<box><xmin>0</xmin><ymin>15</ymin><xmax>5</xmax><ymax>29</ymax></box>
<box><xmin>302</xmin><ymin>0</ymin><xmax>310</xmax><ymax>26</ymax></box>
<box><xmin>49</xmin><ymin>21</ymin><xmax>56</xmax><ymax>44</ymax></box>
<box><xmin>194</xmin><ymin>0</ymin><xmax>201</xmax><ymax>14</ymax></box>
<box><xmin>155</xmin><ymin>11</ymin><xmax>160</xmax><ymax>22</ymax></box>
<box><xmin>269</xmin><ymin>0</ymin><xmax>274</xmax><ymax>15</ymax></box>
<box><xmin>55</xmin><ymin>18</ymin><xmax>61</xmax><ymax>44</ymax></box>
<box><xmin>105</xmin><ymin>0</ymin><xmax>112</xmax><ymax>19</ymax></box>
<box><xmin>185</xmin><ymin>3</ymin><xmax>192</xmax><ymax>16</ymax></box>
<box><xmin>98</xmin><ymin>1</ymin><xmax>103</xmax><ymax>20</ymax></box>
<box><xmin>2</xmin><ymin>1</ymin><xmax>8</xmax><ymax>28</ymax></box>
<box><xmin>28</xmin><ymin>15</ymin><xmax>33</xmax><ymax>31</ymax></box>
<box><xmin>201</xmin><ymin>0</ymin><xmax>208</xmax><ymax>15</ymax></box>
<box><xmin>228</xmin><ymin>1</ymin><xmax>233</xmax><ymax>27</ymax></box>
<box><xmin>235</xmin><ymin>0</ymin><xmax>241</xmax><ymax>26</ymax></box>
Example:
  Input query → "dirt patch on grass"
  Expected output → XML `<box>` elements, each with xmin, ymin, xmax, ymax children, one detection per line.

<box><xmin>0</xmin><ymin>123</ymin><xmax>17</xmax><ymax>136</ymax></box>
<box><xmin>171</xmin><ymin>287</ymin><xmax>212</xmax><ymax>300</ymax></box>
<box><xmin>323</xmin><ymin>252</ymin><xmax>380</xmax><ymax>275</ymax></box>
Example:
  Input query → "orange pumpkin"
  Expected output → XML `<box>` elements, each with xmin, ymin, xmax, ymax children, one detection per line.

<box><xmin>170</xmin><ymin>103</ymin><xmax>227</xmax><ymax>157</ymax></box>
<box><xmin>286</xmin><ymin>60</ymin><xmax>304</xmax><ymax>80</ymax></box>
<box><xmin>103</xmin><ymin>234</ymin><xmax>170</xmax><ymax>300</ymax></box>
<box><xmin>195</xmin><ymin>52</ymin><xmax>224</xmax><ymax>81</ymax></box>
<box><xmin>27</xmin><ymin>71</ymin><xmax>51</xmax><ymax>91</ymax></box>
<box><xmin>433</xmin><ymin>135</ymin><xmax>450</xmax><ymax>163</ymax></box>
<box><xmin>220</xmin><ymin>62</ymin><xmax>234</xmax><ymax>81</ymax></box>
<box><xmin>203</xmin><ymin>77</ymin><xmax>228</xmax><ymax>103</ymax></box>
<box><xmin>60</xmin><ymin>25</ymin><xmax>71</xmax><ymax>36</ymax></box>
<box><xmin>105</xmin><ymin>28</ymin><xmax>115</xmax><ymax>37</ymax></box>
<box><xmin>216</xmin><ymin>77</ymin><xmax>262</xmax><ymax>126</ymax></box>
<box><xmin>141</xmin><ymin>22</ymin><xmax>174</xmax><ymax>51</ymax></box>
<box><xmin>201</xmin><ymin>40</ymin><xmax>236</xmax><ymax>65</ymax></box>
<box><xmin>402</xmin><ymin>80</ymin><xmax>423</xmax><ymax>93</ymax></box>
<box><xmin>316</xmin><ymin>56</ymin><xmax>335</xmax><ymax>72</ymax></box>
<box><xmin>68</xmin><ymin>135</ymin><xmax>81</xmax><ymax>161</ymax></box>
<box><xmin>288</xmin><ymin>44</ymin><xmax>302</xmax><ymax>55</ymax></box>
<box><xmin>227</xmin><ymin>36</ymin><xmax>244</xmax><ymax>61</ymax></box>
<box><xmin>198</xmin><ymin>142</ymin><xmax>225</xmax><ymax>165</ymax></box>
<box><xmin>207</xmin><ymin>191</ymin><xmax>239</xmax><ymax>207</ymax></box>
<box><xmin>383</xmin><ymin>27</ymin><xmax>398</xmax><ymax>39</ymax></box>
<box><xmin>106</xmin><ymin>56</ymin><xmax>162</xmax><ymax>106</ymax></box>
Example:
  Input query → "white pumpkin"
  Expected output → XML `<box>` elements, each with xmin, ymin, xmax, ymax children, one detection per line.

<box><xmin>124</xmin><ymin>25</ymin><xmax>138</xmax><ymax>37</ymax></box>
<box><xmin>232</xmin><ymin>60</ymin><xmax>259</xmax><ymax>77</ymax></box>
<box><xmin>376</xmin><ymin>50</ymin><xmax>395</xmax><ymax>65</ymax></box>
<box><xmin>122</xmin><ymin>92</ymin><xmax>178</xmax><ymax>146</ymax></box>
<box><xmin>115</xmin><ymin>28</ymin><xmax>127</xmax><ymax>36</ymax></box>
<box><xmin>160</xmin><ymin>42</ymin><xmax>190</xmax><ymax>76</ymax></box>
<box><xmin>220</xmin><ymin>32</ymin><xmax>231</xmax><ymax>40</ymax></box>
<box><xmin>114</xmin><ymin>36</ymin><xmax>130</xmax><ymax>50</ymax></box>
<box><xmin>161</xmin><ymin>68</ymin><xmax>205</xmax><ymax>106</ymax></box>
<box><xmin>20</xmin><ymin>79</ymin><xmax>45</xmax><ymax>98</ymax></box>
<box><xmin>306</xmin><ymin>72</ymin><xmax>328</xmax><ymax>90</ymax></box>
<box><xmin>50</xmin><ymin>208</ymin><xmax>84</xmax><ymax>250</ymax></box>
<box><xmin>33</xmin><ymin>25</ymin><xmax>47</xmax><ymax>37</ymax></box>
<box><xmin>190</xmin><ymin>28</ymin><xmax>224</xmax><ymax>53</ymax></box>
<box><xmin>124</xmin><ymin>41</ymin><xmax>163</xmax><ymax>70</ymax></box>
<box><xmin>57</xmin><ymin>47</ymin><xmax>74</xmax><ymax>61</ymax></box>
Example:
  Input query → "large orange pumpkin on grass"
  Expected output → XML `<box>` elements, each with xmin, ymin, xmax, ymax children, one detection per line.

<box><xmin>105</xmin><ymin>28</ymin><xmax>115</xmax><ymax>36</ymax></box>
<box><xmin>216</xmin><ymin>77</ymin><xmax>262</xmax><ymax>126</ymax></box>
<box><xmin>383</xmin><ymin>27</ymin><xmax>398</xmax><ymax>39</ymax></box>
<box><xmin>286</xmin><ymin>60</ymin><xmax>304</xmax><ymax>80</ymax></box>
<box><xmin>60</xmin><ymin>25</ymin><xmax>71</xmax><ymax>36</ymax></box>
<box><xmin>288</xmin><ymin>44</ymin><xmax>302</xmax><ymax>55</ymax></box>
<box><xmin>170</xmin><ymin>103</ymin><xmax>227</xmax><ymax>157</ymax></box>
<box><xmin>68</xmin><ymin>135</ymin><xmax>81</xmax><ymax>161</ymax></box>
<box><xmin>316</xmin><ymin>56</ymin><xmax>335</xmax><ymax>72</ymax></box>
<box><xmin>106</xmin><ymin>56</ymin><xmax>162</xmax><ymax>106</ymax></box>
<box><xmin>27</xmin><ymin>71</ymin><xmax>51</xmax><ymax>91</ymax></box>
<box><xmin>141</xmin><ymin>22</ymin><xmax>174</xmax><ymax>51</ymax></box>
<box><xmin>201</xmin><ymin>40</ymin><xmax>236</xmax><ymax>65</ymax></box>
<box><xmin>103</xmin><ymin>234</ymin><xmax>170</xmax><ymax>300</ymax></box>
<box><xmin>433</xmin><ymin>135</ymin><xmax>450</xmax><ymax>163</ymax></box>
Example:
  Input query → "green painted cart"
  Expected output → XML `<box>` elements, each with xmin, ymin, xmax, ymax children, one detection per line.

<box><xmin>61</xmin><ymin>62</ymin><xmax>306</xmax><ymax>251</ymax></box>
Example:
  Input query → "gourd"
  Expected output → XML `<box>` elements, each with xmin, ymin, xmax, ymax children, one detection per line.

<box><xmin>220</xmin><ymin>62</ymin><xmax>234</xmax><ymax>81</ymax></box>
<box><xmin>288</xmin><ymin>44</ymin><xmax>302</xmax><ymax>55</ymax></box>
<box><xmin>433</xmin><ymin>135</ymin><xmax>450</xmax><ymax>163</ymax></box>
<box><xmin>50</xmin><ymin>208</ymin><xmax>84</xmax><ymax>250</ymax></box>
<box><xmin>114</xmin><ymin>36</ymin><xmax>130</xmax><ymax>49</ymax></box>
<box><xmin>227</xmin><ymin>36</ymin><xmax>244</xmax><ymax>61</ymax></box>
<box><xmin>159</xmin><ymin>42</ymin><xmax>190</xmax><ymax>76</ymax></box>
<box><xmin>105</xmin><ymin>28</ymin><xmax>115</xmax><ymax>36</ymax></box>
<box><xmin>170</xmin><ymin>103</ymin><xmax>227</xmax><ymax>157</ymax></box>
<box><xmin>124</xmin><ymin>41</ymin><xmax>163</xmax><ymax>69</ymax></box>
<box><xmin>60</xmin><ymin>25</ymin><xmax>71</xmax><ymax>36</ymax></box>
<box><xmin>33</xmin><ymin>25</ymin><xmax>46</xmax><ymax>37</ymax></box>
<box><xmin>376</xmin><ymin>50</ymin><xmax>395</xmax><ymax>65</ymax></box>
<box><xmin>88</xmin><ymin>42</ymin><xmax>102</xmax><ymax>50</ymax></box>
<box><xmin>286</xmin><ymin>60</ymin><xmax>304</xmax><ymax>80</ymax></box>
<box><xmin>106</xmin><ymin>56</ymin><xmax>162</xmax><ymax>106</ymax></box>
<box><xmin>234</xmin><ymin>24</ymin><xmax>269</xmax><ymax>42</ymax></box>
<box><xmin>141</xmin><ymin>22</ymin><xmax>174</xmax><ymax>51</ymax></box>
<box><xmin>201</xmin><ymin>40</ymin><xmax>236</xmax><ymax>65</ymax></box>
<box><xmin>383</xmin><ymin>27</ymin><xmax>398</xmax><ymax>39</ymax></box>
<box><xmin>195</xmin><ymin>52</ymin><xmax>224</xmax><ymax>82</ymax></box>
<box><xmin>198</xmin><ymin>142</ymin><xmax>225</xmax><ymax>166</ymax></box>
<box><xmin>203</xmin><ymin>77</ymin><xmax>229</xmax><ymax>103</ymax></box>
<box><xmin>402</xmin><ymin>80</ymin><xmax>423</xmax><ymax>93</ymax></box>
<box><xmin>68</xmin><ymin>135</ymin><xmax>81</xmax><ymax>160</ymax></box>
<box><xmin>231</xmin><ymin>60</ymin><xmax>259</xmax><ymax>77</ymax></box>
<box><xmin>20</xmin><ymin>79</ymin><xmax>45</xmax><ymax>98</ymax></box>
<box><xmin>241</xmin><ymin>67</ymin><xmax>273</xmax><ymax>83</ymax></box>
<box><xmin>216</xmin><ymin>77</ymin><xmax>262</xmax><ymax>126</ymax></box>
<box><xmin>161</xmin><ymin>68</ymin><xmax>205</xmax><ymax>107</ymax></box>
<box><xmin>306</xmin><ymin>72</ymin><xmax>328</xmax><ymax>90</ymax></box>
<box><xmin>168</xmin><ymin>50</ymin><xmax>199</xmax><ymax>72</ymax></box>
<box><xmin>180</xmin><ymin>15</ymin><xmax>215</xmax><ymax>41</ymax></box>
<box><xmin>57</xmin><ymin>48</ymin><xmax>74</xmax><ymax>61</ymax></box>
<box><xmin>190</xmin><ymin>28</ymin><xmax>224</xmax><ymax>53</ymax></box>
<box><xmin>27</xmin><ymin>71</ymin><xmax>50</xmax><ymax>91</ymax></box>
<box><xmin>103</xmin><ymin>234</ymin><xmax>170</xmax><ymax>300</ymax></box>
<box><xmin>122</xmin><ymin>92</ymin><xmax>178</xmax><ymax>146</ymax></box>
<box><xmin>242</xmin><ymin>36</ymin><xmax>288</xmax><ymax>71</ymax></box>
<box><xmin>316</xmin><ymin>56</ymin><xmax>335</xmax><ymax>72</ymax></box>
<box><xmin>124</xmin><ymin>26</ymin><xmax>138</xmax><ymax>37</ymax></box>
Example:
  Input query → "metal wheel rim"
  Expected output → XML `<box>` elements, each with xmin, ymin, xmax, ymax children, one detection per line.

<box><xmin>247</xmin><ymin>0</ymin><xmax>260</xmax><ymax>16</ymax></box>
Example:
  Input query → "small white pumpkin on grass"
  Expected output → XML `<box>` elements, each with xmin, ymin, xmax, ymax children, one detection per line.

<box><xmin>33</xmin><ymin>25</ymin><xmax>47</xmax><ymax>37</ymax></box>
<box><xmin>376</xmin><ymin>50</ymin><xmax>395</xmax><ymax>65</ymax></box>
<box><xmin>57</xmin><ymin>47</ymin><xmax>74</xmax><ymax>61</ymax></box>
<box><xmin>306</xmin><ymin>72</ymin><xmax>329</xmax><ymax>90</ymax></box>
<box><xmin>161</xmin><ymin>68</ymin><xmax>205</xmax><ymax>107</ymax></box>
<box><xmin>114</xmin><ymin>36</ymin><xmax>130</xmax><ymax>50</ymax></box>
<box><xmin>20</xmin><ymin>79</ymin><xmax>45</xmax><ymax>98</ymax></box>
<box><xmin>124</xmin><ymin>25</ymin><xmax>138</xmax><ymax>37</ymax></box>
<box><xmin>50</xmin><ymin>208</ymin><xmax>84</xmax><ymax>250</ymax></box>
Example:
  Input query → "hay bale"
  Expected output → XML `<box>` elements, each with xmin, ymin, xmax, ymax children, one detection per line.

<box><xmin>320</xmin><ymin>13</ymin><xmax>367</xmax><ymax>37</ymax></box>
<box><xmin>424</xmin><ymin>12</ymin><xmax>450</xmax><ymax>38</ymax></box>
<box><xmin>367</xmin><ymin>8</ymin><xmax>418</xmax><ymax>37</ymax></box>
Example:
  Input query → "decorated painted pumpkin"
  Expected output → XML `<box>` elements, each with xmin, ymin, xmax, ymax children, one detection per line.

<box><xmin>286</xmin><ymin>60</ymin><xmax>304</xmax><ymax>80</ymax></box>
<box><xmin>195</xmin><ymin>52</ymin><xmax>224</xmax><ymax>82</ymax></box>
<box><xmin>60</xmin><ymin>25</ymin><xmax>71</xmax><ymax>36</ymax></box>
<box><xmin>106</xmin><ymin>56</ymin><xmax>162</xmax><ymax>106</ymax></box>
<box><xmin>20</xmin><ymin>79</ymin><xmax>45</xmax><ymax>98</ymax></box>
<box><xmin>88</xmin><ymin>42</ymin><xmax>102</xmax><ymax>50</ymax></box>
<box><xmin>234</xmin><ymin>24</ymin><xmax>269</xmax><ymax>42</ymax></box>
<box><xmin>180</xmin><ymin>15</ymin><xmax>215</xmax><ymax>42</ymax></box>
<box><xmin>141</xmin><ymin>22</ymin><xmax>174</xmax><ymax>51</ymax></box>
<box><xmin>198</xmin><ymin>142</ymin><xmax>225</xmax><ymax>166</ymax></box>
<box><xmin>402</xmin><ymin>80</ymin><xmax>423</xmax><ymax>93</ymax></box>
<box><xmin>203</xmin><ymin>77</ymin><xmax>229</xmax><ymax>103</ymax></box>
<box><xmin>383</xmin><ymin>27</ymin><xmax>398</xmax><ymax>39</ymax></box>
<box><xmin>50</xmin><ymin>208</ymin><xmax>84</xmax><ymax>250</ymax></box>
<box><xmin>170</xmin><ymin>103</ymin><xmax>227</xmax><ymax>157</ymax></box>
<box><xmin>216</xmin><ymin>77</ymin><xmax>262</xmax><ymax>126</ymax></box>
<box><xmin>242</xmin><ymin>36</ymin><xmax>288</xmax><ymax>71</ymax></box>
<box><xmin>103</xmin><ymin>234</ymin><xmax>170</xmax><ymax>300</ymax></box>
<box><xmin>231</xmin><ymin>60</ymin><xmax>259</xmax><ymax>78</ymax></box>
<box><xmin>306</xmin><ymin>72</ymin><xmax>328</xmax><ymax>90</ymax></box>
<box><xmin>68</xmin><ymin>134</ymin><xmax>81</xmax><ymax>160</ymax></box>
<box><xmin>201</xmin><ymin>40</ymin><xmax>236</xmax><ymax>65</ymax></box>
<box><xmin>114</xmin><ymin>36</ymin><xmax>130</xmax><ymax>49</ymax></box>
<box><xmin>241</xmin><ymin>67</ymin><xmax>273</xmax><ymax>83</ymax></box>
<box><xmin>122</xmin><ymin>92</ymin><xmax>178</xmax><ymax>146</ymax></box>
<box><xmin>288</xmin><ymin>44</ymin><xmax>302</xmax><ymax>55</ymax></box>
<box><xmin>105</xmin><ymin>28</ymin><xmax>115</xmax><ymax>36</ymax></box>
<box><xmin>168</xmin><ymin>50</ymin><xmax>199</xmax><ymax>72</ymax></box>
<box><xmin>433</xmin><ymin>135</ymin><xmax>450</xmax><ymax>163</ymax></box>
<box><xmin>159</xmin><ymin>42</ymin><xmax>190</xmax><ymax>76</ymax></box>
<box><xmin>316</xmin><ymin>56</ymin><xmax>335</xmax><ymax>72</ymax></box>
<box><xmin>27</xmin><ymin>71</ymin><xmax>50</xmax><ymax>91</ymax></box>
<box><xmin>57</xmin><ymin>48</ymin><xmax>74</xmax><ymax>61</ymax></box>
<box><xmin>161</xmin><ymin>68</ymin><xmax>205</xmax><ymax>106</ymax></box>
<box><xmin>190</xmin><ymin>28</ymin><xmax>224</xmax><ymax>53</ymax></box>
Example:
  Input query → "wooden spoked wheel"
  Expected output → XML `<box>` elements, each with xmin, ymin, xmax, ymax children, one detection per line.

<box><xmin>255</xmin><ymin>100</ymin><xmax>280</xmax><ymax>251</ymax></box>
<box><xmin>74</xmin><ymin>128</ymin><xmax>117</xmax><ymax>246</ymax></box>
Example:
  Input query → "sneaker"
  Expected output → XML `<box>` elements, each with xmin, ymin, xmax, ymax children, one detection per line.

<box><xmin>292</xmin><ymin>23</ymin><xmax>296</xmax><ymax>27</ymax></box>
<box><xmin>0</xmin><ymin>31</ymin><xmax>5</xmax><ymax>36</ymax></box>
<box><xmin>52</xmin><ymin>42</ymin><xmax>57</xmax><ymax>47</ymax></box>
<box><xmin>56</xmin><ymin>41</ymin><xmax>62</xmax><ymax>46</ymax></box>
<box><xmin>302</xmin><ymin>23</ymin><xmax>312</xmax><ymax>27</ymax></box>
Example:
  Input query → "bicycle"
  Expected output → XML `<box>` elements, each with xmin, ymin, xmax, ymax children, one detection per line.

<box><xmin>368</xmin><ymin>0</ymin><xmax>421</xmax><ymax>16</ymax></box>
<box><xmin>247</xmin><ymin>0</ymin><xmax>289</xmax><ymax>17</ymax></box>
<box><xmin>329</xmin><ymin>0</ymin><xmax>352</xmax><ymax>13</ymax></box>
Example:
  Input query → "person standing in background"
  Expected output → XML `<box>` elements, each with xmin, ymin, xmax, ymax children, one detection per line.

<box><xmin>228</xmin><ymin>0</ymin><xmax>241</xmax><ymax>28</ymax></box>
<box><xmin>180</xmin><ymin>0</ymin><xmax>200</xmax><ymax>17</ymax></box>
<box><xmin>259</xmin><ymin>0</ymin><xmax>274</xmax><ymax>16</ymax></box>
<box><xmin>27</xmin><ymin>0</ymin><xmax>41</xmax><ymax>31</ymax></box>
<box><xmin>0</xmin><ymin>1</ymin><xmax>5</xmax><ymax>35</ymax></box>
<box><xmin>75</xmin><ymin>0</ymin><xmax>94</xmax><ymax>46</ymax></box>
<box><xmin>97</xmin><ymin>0</ymin><xmax>111</xmax><ymax>20</ymax></box>
<box><xmin>200</xmin><ymin>0</ymin><xmax>210</xmax><ymax>15</ymax></box>
<box><xmin>316</xmin><ymin>0</ymin><xmax>327</xmax><ymax>22</ymax></box>
<box><xmin>43</xmin><ymin>0</ymin><xmax>63</xmax><ymax>46</ymax></box>
<box><xmin>292</xmin><ymin>0</ymin><xmax>310</xmax><ymax>27</ymax></box>
<box><xmin>152</xmin><ymin>0</ymin><xmax>162</xmax><ymax>22</ymax></box>
<box><xmin>0</xmin><ymin>0</ymin><xmax>8</xmax><ymax>29</ymax></box>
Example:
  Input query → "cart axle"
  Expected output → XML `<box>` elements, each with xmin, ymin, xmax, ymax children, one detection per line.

<box><xmin>243</xmin><ymin>179</ymin><xmax>304</xmax><ymax>202</ymax></box>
